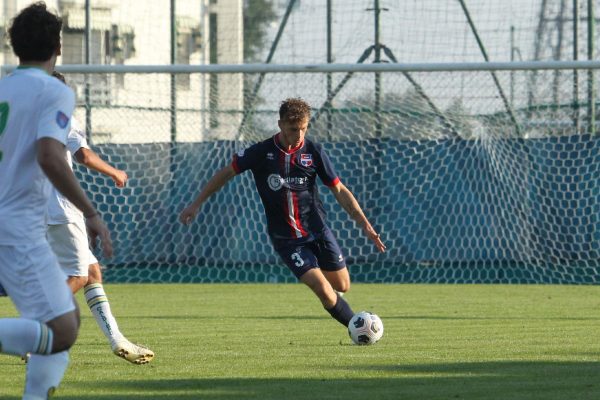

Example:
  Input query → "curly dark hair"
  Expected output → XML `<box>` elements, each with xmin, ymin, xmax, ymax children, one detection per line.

<box><xmin>52</xmin><ymin>70</ymin><xmax>66</xmax><ymax>84</ymax></box>
<box><xmin>8</xmin><ymin>2</ymin><xmax>63</xmax><ymax>62</ymax></box>
<box><xmin>279</xmin><ymin>98</ymin><xmax>311</xmax><ymax>121</ymax></box>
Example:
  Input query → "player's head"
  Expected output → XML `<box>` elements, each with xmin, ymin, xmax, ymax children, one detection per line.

<box><xmin>278</xmin><ymin>98</ymin><xmax>311</xmax><ymax>148</ymax></box>
<box><xmin>8</xmin><ymin>2</ymin><xmax>63</xmax><ymax>63</ymax></box>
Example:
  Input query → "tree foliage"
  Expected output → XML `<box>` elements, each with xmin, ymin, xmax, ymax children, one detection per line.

<box><xmin>243</xmin><ymin>0</ymin><xmax>277</xmax><ymax>62</ymax></box>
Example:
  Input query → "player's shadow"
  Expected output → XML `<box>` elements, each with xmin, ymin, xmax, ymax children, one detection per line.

<box><xmin>54</xmin><ymin>360</ymin><xmax>600</xmax><ymax>400</ymax></box>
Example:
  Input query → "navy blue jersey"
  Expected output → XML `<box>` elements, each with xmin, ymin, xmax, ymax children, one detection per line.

<box><xmin>232</xmin><ymin>134</ymin><xmax>340</xmax><ymax>241</ymax></box>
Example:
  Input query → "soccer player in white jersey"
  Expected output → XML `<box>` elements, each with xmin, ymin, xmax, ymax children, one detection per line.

<box><xmin>47</xmin><ymin>72</ymin><xmax>154</xmax><ymax>364</ymax></box>
<box><xmin>0</xmin><ymin>3</ymin><xmax>112</xmax><ymax>399</ymax></box>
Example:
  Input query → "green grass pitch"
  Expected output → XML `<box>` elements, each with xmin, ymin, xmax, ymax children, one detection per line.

<box><xmin>1</xmin><ymin>284</ymin><xmax>599</xmax><ymax>399</ymax></box>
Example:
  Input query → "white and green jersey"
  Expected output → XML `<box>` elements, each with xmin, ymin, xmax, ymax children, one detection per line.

<box><xmin>47</xmin><ymin>117</ymin><xmax>89</xmax><ymax>225</ymax></box>
<box><xmin>0</xmin><ymin>67</ymin><xmax>75</xmax><ymax>245</ymax></box>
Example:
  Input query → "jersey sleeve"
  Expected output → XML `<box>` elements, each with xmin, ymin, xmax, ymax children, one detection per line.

<box><xmin>231</xmin><ymin>142</ymin><xmax>262</xmax><ymax>174</ymax></box>
<box><xmin>37</xmin><ymin>82</ymin><xmax>75</xmax><ymax>145</ymax></box>
<box><xmin>315</xmin><ymin>144</ymin><xmax>340</xmax><ymax>187</ymax></box>
<box><xmin>65</xmin><ymin>117</ymin><xmax>89</xmax><ymax>155</ymax></box>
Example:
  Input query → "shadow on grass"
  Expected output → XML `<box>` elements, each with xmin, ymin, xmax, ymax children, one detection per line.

<box><xmin>118</xmin><ymin>314</ymin><xmax>600</xmax><ymax>322</ymax></box>
<box><xmin>384</xmin><ymin>315</ymin><xmax>600</xmax><ymax>321</ymax></box>
<box><xmin>115</xmin><ymin>315</ymin><xmax>331</xmax><ymax>321</ymax></box>
<box><xmin>51</xmin><ymin>361</ymin><xmax>600</xmax><ymax>400</ymax></box>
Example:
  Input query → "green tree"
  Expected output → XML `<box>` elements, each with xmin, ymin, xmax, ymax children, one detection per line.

<box><xmin>445</xmin><ymin>98</ymin><xmax>474</xmax><ymax>139</ymax></box>
<box><xmin>243</xmin><ymin>0</ymin><xmax>277</xmax><ymax>62</ymax></box>
<box><xmin>240</xmin><ymin>0</ymin><xmax>278</xmax><ymax>138</ymax></box>
<box><xmin>312</xmin><ymin>89</ymin><xmax>446</xmax><ymax>141</ymax></box>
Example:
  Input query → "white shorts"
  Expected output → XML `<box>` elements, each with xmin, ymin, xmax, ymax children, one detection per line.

<box><xmin>0</xmin><ymin>242</ymin><xmax>75</xmax><ymax>322</ymax></box>
<box><xmin>47</xmin><ymin>219</ymin><xmax>91</xmax><ymax>277</ymax></box>
<box><xmin>89</xmin><ymin>249</ymin><xmax>98</xmax><ymax>266</ymax></box>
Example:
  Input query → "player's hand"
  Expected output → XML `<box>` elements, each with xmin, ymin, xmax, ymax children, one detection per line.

<box><xmin>364</xmin><ymin>226</ymin><xmax>386</xmax><ymax>253</ymax></box>
<box><xmin>112</xmin><ymin>170</ymin><xmax>128</xmax><ymax>188</ymax></box>
<box><xmin>85</xmin><ymin>214</ymin><xmax>113</xmax><ymax>258</ymax></box>
<box><xmin>179</xmin><ymin>205</ymin><xmax>199</xmax><ymax>225</ymax></box>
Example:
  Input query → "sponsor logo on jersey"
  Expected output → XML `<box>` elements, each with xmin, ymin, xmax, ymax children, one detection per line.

<box><xmin>56</xmin><ymin>111</ymin><xmax>69</xmax><ymax>129</ymax></box>
<box><xmin>300</xmin><ymin>153</ymin><xmax>313</xmax><ymax>167</ymax></box>
<box><xmin>338</xmin><ymin>254</ymin><xmax>344</xmax><ymax>262</ymax></box>
<box><xmin>285</xmin><ymin>177</ymin><xmax>307</xmax><ymax>185</ymax></box>
<box><xmin>267</xmin><ymin>152</ymin><xmax>274</xmax><ymax>160</ymax></box>
<box><xmin>267</xmin><ymin>174</ymin><xmax>284</xmax><ymax>191</ymax></box>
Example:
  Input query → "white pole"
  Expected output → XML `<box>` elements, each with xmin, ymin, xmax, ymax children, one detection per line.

<box><xmin>5</xmin><ymin>60</ymin><xmax>593</xmax><ymax>74</ymax></box>
<box><xmin>2</xmin><ymin>61</ymin><xmax>599</xmax><ymax>76</ymax></box>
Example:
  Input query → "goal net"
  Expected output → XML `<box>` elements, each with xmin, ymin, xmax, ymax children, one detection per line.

<box><xmin>56</xmin><ymin>63</ymin><xmax>599</xmax><ymax>284</ymax></box>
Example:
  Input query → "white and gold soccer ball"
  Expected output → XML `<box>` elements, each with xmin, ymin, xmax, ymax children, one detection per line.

<box><xmin>348</xmin><ymin>311</ymin><xmax>384</xmax><ymax>345</ymax></box>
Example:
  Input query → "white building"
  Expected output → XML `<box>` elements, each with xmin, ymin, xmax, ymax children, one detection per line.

<box><xmin>1</xmin><ymin>0</ymin><xmax>244</xmax><ymax>143</ymax></box>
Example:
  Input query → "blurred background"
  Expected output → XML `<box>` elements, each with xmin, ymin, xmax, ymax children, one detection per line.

<box><xmin>1</xmin><ymin>1</ymin><xmax>598</xmax><ymax>284</ymax></box>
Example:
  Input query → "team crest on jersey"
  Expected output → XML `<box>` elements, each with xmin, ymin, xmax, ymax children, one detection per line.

<box><xmin>266</xmin><ymin>152</ymin><xmax>274</xmax><ymax>160</ymax></box>
<box><xmin>267</xmin><ymin>174</ymin><xmax>284</xmax><ymax>191</ymax></box>
<box><xmin>237</xmin><ymin>148</ymin><xmax>246</xmax><ymax>157</ymax></box>
<box><xmin>300</xmin><ymin>154</ymin><xmax>313</xmax><ymax>167</ymax></box>
<box><xmin>56</xmin><ymin>111</ymin><xmax>69</xmax><ymax>129</ymax></box>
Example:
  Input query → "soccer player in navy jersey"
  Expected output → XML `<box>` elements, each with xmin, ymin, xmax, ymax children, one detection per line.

<box><xmin>180</xmin><ymin>98</ymin><xmax>385</xmax><ymax>328</ymax></box>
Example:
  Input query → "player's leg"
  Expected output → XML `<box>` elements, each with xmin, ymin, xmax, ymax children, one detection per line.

<box><xmin>66</xmin><ymin>275</ymin><xmax>88</xmax><ymax>293</ymax></box>
<box><xmin>83</xmin><ymin>259</ymin><xmax>125</xmax><ymax>347</ymax></box>
<box><xmin>299</xmin><ymin>269</ymin><xmax>354</xmax><ymax>326</ymax></box>
<box><xmin>299</xmin><ymin>267</ymin><xmax>337</xmax><ymax>308</ymax></box>
<box><xmin>47</xmin><ymin>221</ymin><xmax>90</xmax><ymax>294</ymax></box>
<box><xmin>275</xmin><ymin>241</ymin><xmax>354</xmax><ymax>327</ymax></box>
<box><xmin>48</xmin><ymin>217</ymin><xmax>154</xmax><ymax>366</ymax></box>
<box><xmin>25</xmin><ymin>306</ymin><xmax>80</xmax><ymax>400</ymax></box>
<box><xmin>316</xmin><ymin>229</ymin><xmax>351</xmax><ymax>295</ymax></box>
<box><xmin>322</xmin><ymin>268</ymin><xmax>350</xmax><ymax>294</ymax></box>
<box><xmin>0</xmin><ymin>305</ymin><xmax>79</xmax><ymax>355</ymax></box>
<box><xmin>0</xmin><ymin>243</ymin><xmax>79</xmax><ymax>398</ymax></box>
<box><xmin>84</xmin><ymin>255</ymin><xmax>154</xmax><ymax>364</ymax></box>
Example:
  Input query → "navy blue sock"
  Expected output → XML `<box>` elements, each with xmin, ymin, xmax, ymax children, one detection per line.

<box><xmin>325</xmin><ymin>293</ymin><xmax>354</xmax><ymax>327</ymax></box>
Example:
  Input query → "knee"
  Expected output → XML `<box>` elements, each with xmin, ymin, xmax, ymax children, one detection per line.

<box><xmin>86</xmin><ymin>263</ymin><xmax>102</xmax><ymax>285</ymax></box>
<box><xmin>323</xmin><ymin>268</ymin><xmax>351</xmax><ymax>294</ymax></box>
<box><xmin>67</xmin><ymin>276</ymin><xmax>88</xmax><ymax>293</ymax></box>
<box><xmin>333</xmin><ymin>280</ymin><xmax>350</xmax><ymax>294</ymax></box>
<box><xmin>46</xmin><ymin>306</ymin><xmax>80</xmax><ymax>353</ymax></box>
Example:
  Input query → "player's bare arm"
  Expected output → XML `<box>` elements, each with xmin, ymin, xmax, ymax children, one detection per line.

<box><xmin>38</xmin><ymin>137</ymin><xmax>113</xmax><ymax>257</ymax></box>
<box><xmin>75</xmin><ymin>147</ymin><xmax>128</xmax><ymax>187</ymax></box>
<box><xmin>179</xmin><ymin>164</ymin><xmax>237</xmax><ymax>225</ymax></box>
<box><xmin>329</xmin><ymin>182</ymin><xmax>386</xmax><ymax>253</ymax></box>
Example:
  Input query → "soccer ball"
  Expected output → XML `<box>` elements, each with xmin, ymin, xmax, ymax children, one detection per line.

<box><xmin>348</xmin><ymin>311</ymin><xmax>384</xmax><ymax>345</ymax></box>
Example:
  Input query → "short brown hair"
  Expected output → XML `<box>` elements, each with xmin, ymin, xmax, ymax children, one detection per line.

<box><xmin>279</xmin><ymin>98</ymin><xmax>311</xmax><ymax>121</ymax></box>
<box><xmin>9</xmin><ymin>2</ymin><xmax>62</xmax><ymax>62</ymax></box>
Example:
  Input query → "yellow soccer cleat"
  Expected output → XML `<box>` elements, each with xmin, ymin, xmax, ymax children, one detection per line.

<box><xmin>112</xmin><ymin>340</ymin><xmax>155</xmax><ymax>365</ymax></box>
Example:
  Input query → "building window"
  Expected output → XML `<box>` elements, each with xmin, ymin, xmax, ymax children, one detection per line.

<box><xmin>176</xmin><ymin>17</ymin><xmax>202</xmax><ymax>90</ymax></box>
<box><xmin>62</xmin><ymin>30</ymin><xmax>112</xmax><ymax>105</ymax></box>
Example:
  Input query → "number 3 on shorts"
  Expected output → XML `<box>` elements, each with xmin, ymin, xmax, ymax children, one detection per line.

<box><xmin>291</xmin><ymin>252</ymin><xmax>304</xmax><ymax>267</ymax></box>
<box><xmin>0</xmin><ymin>102</ymin><xmax>9</xmax><ymax>162</ymax></box>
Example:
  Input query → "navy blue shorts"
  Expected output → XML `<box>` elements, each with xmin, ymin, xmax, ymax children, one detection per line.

<box><xmin>273</xmin><ymin>229</ymin><xmax>346</xmax><ymax>279</ymax></box>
